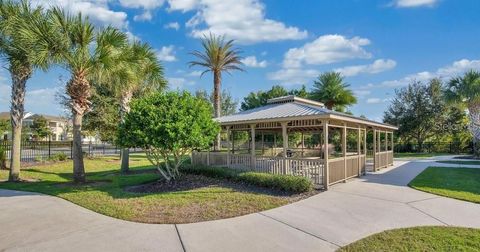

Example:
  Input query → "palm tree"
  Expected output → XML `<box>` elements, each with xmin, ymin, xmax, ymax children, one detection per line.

<box><xmin>189</xmin><ymin>34</ymin><xmax>244</xmax><ymax>150</ymax></box>
<box><xmin>0</xmin><ymin>0</ymin><xmax>59</xmax><ymax>181</ymax></box>
<box><xmin>106</xmin><ymin>41</ymin><xmax>166</xmax><ymax>173</ymax></box>
<box><xmin>310</xmin><ymin>72</ymin><xmax>357</xmax><ymax>111</ymax></box>
<box><xmin>445</xmin><ymin>70</ymin><xmax>480</xmax><ymax>157</ymax></box>
<box><xmin>48</xmin><ymin>8</ymin><xmax>128</xmax><ymax>182</ymax></box>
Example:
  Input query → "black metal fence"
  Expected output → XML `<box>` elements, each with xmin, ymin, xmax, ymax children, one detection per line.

<box><xmin>0</xmin><ymin>140</ymin><xmax>140</xmax><ymax>162</ymax></box>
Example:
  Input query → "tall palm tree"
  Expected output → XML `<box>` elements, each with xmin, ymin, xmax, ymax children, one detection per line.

<box><xmin>189</xmin><ymin>34</ymin><xmax>244</xmax><ymax>150</ymax></box>
<box><xmin>310</xmin><ymin>72</ymin><xmax>357</xmax><ymax>111</ymax></box>
<box><xmin>0</xmin><ymin>0</ymin><xmax>60</xmax><ymax>181</ymax></box>
<box><xmin>48</xmin><ymin>8</ymin><xmax>128</xmax><ymax>182</ymax></box>
<box><xmin>106</xmin><ymin>41</ymin><xmax>166</xmax><ymax>173</ymax></box>
<box><xmin>445</xmin><ymin>70</ymin><xmax>480</xmax><ymax>157</ymax></box>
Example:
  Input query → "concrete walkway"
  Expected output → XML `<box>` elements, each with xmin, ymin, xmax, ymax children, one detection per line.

<box><xmin>0</xmin><ymin>157</ymin><xmax>479</xmax><ymax>252</ymax></box>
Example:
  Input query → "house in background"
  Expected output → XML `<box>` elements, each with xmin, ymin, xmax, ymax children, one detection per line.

<box><xmin>1</xmin><ymin>112</ymin><xmax>102</xmax><ymax>143</ymax></box>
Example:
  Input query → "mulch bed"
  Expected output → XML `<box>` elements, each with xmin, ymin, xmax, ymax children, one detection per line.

<box><xmin>125</xmin><ymin>173</ymin><xmax>319</xmax><ymax>201</ymax></box>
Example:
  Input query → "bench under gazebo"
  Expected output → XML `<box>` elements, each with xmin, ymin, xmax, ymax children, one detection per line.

<box><xmin>192</xmin><ymin>96</ymin><xmax>397</xmax><ymax>189</ymax></box>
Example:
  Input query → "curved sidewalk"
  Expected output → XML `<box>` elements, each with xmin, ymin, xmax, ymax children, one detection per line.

<box><xmin>1</xmin><ymin>158</ymin><xmax>479</xmax><ymax>252</ymax></box>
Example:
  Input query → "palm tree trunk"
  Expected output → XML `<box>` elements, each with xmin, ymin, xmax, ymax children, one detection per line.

<box><xmin>67</xmin><ymin>71</ymin><xmax>91</xmax><ymax>183</ymax></box>
<box><xmin>8</xmin><ymin>67</ymin><xmax>31</xmax><ymax>182</ymax></box>
<box><xmin>468</xmin><ymin>103</ymin><xmax>480</xmax><ymax>158</ymax></box>
<box><xmin>213</xmin><ymin>71</ymin><xmax>221</xmax><ymax>151</ymax></box>
<box><xmin>72</xmin><ymin>111</ymin><xmax>85</xmax><ymax>182</ymax></box>
<box><xmin>120</xmin><ymin>90</ymin><xmax>133</xmax><ymax>173</ymax></box>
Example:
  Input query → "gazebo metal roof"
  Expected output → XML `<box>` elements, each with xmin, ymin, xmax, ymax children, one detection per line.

<box><xmin>217</xmin><ymin>95</ymin><xmax>397</xmax><ymax>130</ymax></box>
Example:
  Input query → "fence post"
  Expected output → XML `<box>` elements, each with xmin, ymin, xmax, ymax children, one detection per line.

<box><xmin>48</xmin><ymin>139</ymin><xmax>51</xmax><ymax>159</ymax></box>
<box><xmin>70</xmin><ymin>141</ymin><xmax>73</xmax><ymax>159</ymax></box>
<box><xmin>206</xmin><ymin>150</ymin><xmax>210</xmax><ymax>166</ymax></box>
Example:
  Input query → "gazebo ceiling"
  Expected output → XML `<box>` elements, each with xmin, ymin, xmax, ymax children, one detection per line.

<box><xmin>216</xmin><ymin>95</ymin><xmax>398</xmax><ymax>130</ymax></box>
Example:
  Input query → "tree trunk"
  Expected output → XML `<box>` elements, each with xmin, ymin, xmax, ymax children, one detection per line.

<box><xmin>8</xmin><ymin>66</ymin><xmax>31</xmax><ymax>182</ymax></box>
<box><xmin>72</xmin><ymin>112</ymin><xmax>85</xmax><ymax>182</ymax></box>
<box><xmin>67</xmin><ymin>71</ymin><xmax>91</xmax><ymax>183</ymax></box>
<box><xmin>213</xmin><ymin>71</ymin><xmax>221</xmax><ymax>151</ymax></box>
<box><xmin>468</xmin><ymin>103</ymin><xmax>480</xmax><ymax>158</ymax></box>
<box><xmin>120</xmin><ymin>91</ymin><xmax>133</xmax><ymax>173</ymax></box>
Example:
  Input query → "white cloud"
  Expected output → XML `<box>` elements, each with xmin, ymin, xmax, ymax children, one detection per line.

<box><xmin>267</xmin><ymin>68</ymin><xmax>319</xmax><ymax>85</ymax></box>
<box><xmin>164</xmin><ymin>22</ymin><xmax>180</xmax><ymax>30</ymax></box>
<box><xmin>31</xmin><ymin>0</ymin><xmax>128</xmax><ymax>28</ymax></box>
<box><xmin>167</xmin><ymin>0</ymin><xmax>198</xmax><ymax>12</ymax></box>
<box><xmin>335</xmin><ymin>59</ymin><xmax>397</xmax><ymax>77</ymax></box>
<box><xmin>134</xmin><ymin>11</ymin><xmax>153</xmax><ymax>21</ymax></box>
<box><xmin>394</xmin><ymin>0</ymin><xmax>438</xmax><ymax>8</ymax></box>
<box><xmin>187</xmin><ymin>70</ymin><xmax>203</xmax><ymax>77</ymax></box>
<box><xmin>168</xmin><ymin>0</ymin><xmax>307</xmax><ymax>44</ymax></box>
<box><xmin>353</xmin><ymin>90</ymin><xmax>371</xmax><ymax>98</ymax></box>
<box><xmin>119</xmin><ymin>0</ymin><xmax>165</xmax><ymax>9</ymax></box>
<box><xmin>283</xmin><ymin>35</ymin><xmax>372</xmax><ymax>68</ymax></box>
<box><xmin>156</xmin><ymin>46</ymin><xmax>177</xmax><ymax>62</ymax></box>
<box><xmin>241</xmin><ymin>56</ymin><xmax>267</xmax><ymax>68</ymax></box>
<box><xmin>366</xmin><ymin>98</ymin><xmax>382</xmax><ymax>104</ymax></box>
<box><xmin>377</xmin><ymin>59</ymin><xmax>480</xmax><ymax>88</ymax></box>
<box><xmin>167</xmin><ymin>77</ymin><xmax>194</xmax><ymax>89</ymax></box>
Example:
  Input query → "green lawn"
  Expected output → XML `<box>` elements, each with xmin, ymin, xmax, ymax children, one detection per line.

<box><xmin>395</xmin><ymin>152</ymin><xmax>450</xmax><ymax>158</ymax></box>
<box><xmin>0</xmin><ymin>155</ymin><xmax>291</xmax><ymax>223</ymax></box>
<box><xmin>437</xmin><ymin>160</ymin><xmax>480</xmax><ymax>165</ymax></box>
<box><xmin>339</xmin><ymin>226</ymin><xmax>480</xmax><ymax>252</ymax></box>
<box><xmin>409</xmin><ymin>166</ymin><xmax>480</xmax><ymax>203</ymax></box>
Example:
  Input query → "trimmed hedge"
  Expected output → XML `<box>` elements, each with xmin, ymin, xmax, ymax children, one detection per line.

<box><xmin>181</xmin><ymin>166</ymin><xmax>313</xmax><ymax>193</ymax></box>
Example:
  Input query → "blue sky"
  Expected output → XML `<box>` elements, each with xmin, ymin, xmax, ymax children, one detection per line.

<box><xmin>1</xmin><ymin>0</ymin><xmax>480</xmax><ymax>122</ymax></box>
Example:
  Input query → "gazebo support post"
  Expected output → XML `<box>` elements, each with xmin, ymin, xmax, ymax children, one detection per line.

<box><xmin>250</xmin><ymin>124</ymin><xmax>256</xmax><ymax>169</ymax></box>
<box><xmin>301</xmin><ymin>132</ymin><xmax>305</xmax><ymax>157</ymax></box>
<box><xmin>342</xmin><ymin>124</ymin><xmax>347</xmax><ymax>183</ymax></box>
<box><xmin>281</xmin><ymin>122</ymin><xmax>288</xmax><ymax>174</ymax></box>
<box><xmin>232</xmin><ymin>130</ymin><xmax>235</xmax><ymax>154</ymax></box>
<box><xmin>373</xmin><ymin>129</ymin><xmax>377</xmax><ymax>172</ymax></box>
<box><xmin>322</xmin><ymin>120</ymin><xmax>329</xmax><ymax>190</ymax></box>
<box><xmin>226</xmin><ymin>127</ymin><xmax>231</xmax><ymax>168</ymax></box>
<box><xmin>357</xmin><ymin>126</ymin><xmax>361</xmax><ymax>177</ymax></box>
<box><xmin>391</xmin><ymin>132</ymin><xmax>394</xmax><ymax>165</ymax></box>
<box><xmin>261</xmin><ymin>132</ymin><xmax>265</xmax><ymax>155</ymax></box>
<box><xmin>363</xmin><ymin>128</ymin><xmax>367</xmax><ymax>175</ymax></box>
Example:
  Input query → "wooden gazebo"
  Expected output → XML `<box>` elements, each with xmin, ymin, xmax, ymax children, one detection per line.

<box><xmin>192</xmin><ymin>96</ymin><xmax>397</xmax><ymax>189</ymax></box>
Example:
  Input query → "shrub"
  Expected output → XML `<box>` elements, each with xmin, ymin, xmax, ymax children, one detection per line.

<box><xmin>182</xmin><ymin>166</ymin><xmax>313</xmax><ymax>193</ymax></box>
<box><xmin>0</xmin><ymin>146</ymin><xmax>6</xmax><ymax>169</ymax></box>
<box><xmin>48</xmin><ymin>153</ymin><xmax>67</xmax><ymax>162</ymax></box>
<box><xmin>238</xmin><ymin>172</ymin><xmax>313</xmax><ymax>193</ymax></box>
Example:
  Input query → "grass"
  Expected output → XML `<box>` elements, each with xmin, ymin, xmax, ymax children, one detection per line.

<box><xmin>395</xmin><ymin>152</ymin><xmax>450</xmax><ymax>158</ymax></box>
<box><xmin>339</xmin><ymin>226</ymin><xmax>480</xmax><ymax>252</ymax></box>
<box><xmin>0</xmin><ymin>155</ymin><xmax>294</xmax><ymax>224</ymax></box>
<box><xmin>409</xmin><ymin>166</ymin><xmax>480</xmax><ymax>203</ymax></box>
<box><xmin>436</xmin><ymin>160</ymin><xmax>480</xmax><ymax>165</ymax></box>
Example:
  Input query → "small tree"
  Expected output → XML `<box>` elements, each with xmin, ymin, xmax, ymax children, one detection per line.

<box><xmin>30</xmin><ymin>116</ymin><xmax>52</xmax><ymax>140</ymax></box>
<box><xmin>117</xmin><ymin>91</ymin><xmax>219</xmax><ymax>181</ymax></box>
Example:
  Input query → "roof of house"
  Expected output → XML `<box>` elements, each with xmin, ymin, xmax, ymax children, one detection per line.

<box><xmin>0</xmin><ymin>112</ymin><xmax>9</xmax><ymax>120</ymax></box>
<box><xmin>0</xmin><ymin>112</ymin><xmax>66</xmax><ymax>122</ymax></box>
<box><xmin>216</xmin><ymin>95</ymin><xmax>398</xmax><ymax>130</ymax></box>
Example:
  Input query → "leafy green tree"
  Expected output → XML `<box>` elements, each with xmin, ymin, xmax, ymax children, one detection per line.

<box><xmin>47</xmin><ymin>8</ymin><xmax>128</xmax><ymax>182</ymax></box>
<box><xmin>445</xmin><ymin>70</ymin><xmax>480</xmax><ymax>157</ymax></box>
<box><xmin>195</xmin><ymin>89</ymin><xmax>238</xmax><ymax>116</ymax></box>
<box><xmin>384</xmin><ymin>79</ymin><xmax>447</xmax><ymax>152</ymax></box>
<box><xmin>29</xmin><ymin>116</ymin><xmax>52</xmax><ymax>140</ymax></box>
<box><xmin>240</xmin><ymin>85</ymin><xmax>308</xmax><ymax>111</ymax></box>
<box><xmin>83</xmin><ymin>84</ymin><xmax>119</xmax><ymax>142</ymax></box>
<box><xmin>310</xmin><ymin>72</ymin><xmax>357</xmax><ymax>111</ymax></box>
<box><xmin>0</xmin><ymin>119</ymin><xmax>10</xmax><ymax>138</ymax></box>
<box><xmin>189</xmin><ymin>34</ymin><xmax>244</xmax><ymax>150</ymax></box>
<box><xmin>117</xmin><ymin>91</ymin><xmax>219</xmax><ymax>181</ymax></box>
<box><xmin>0</xmin><ymin>0</ymin><xmax>60</xmax><ymax>181</ymax></box>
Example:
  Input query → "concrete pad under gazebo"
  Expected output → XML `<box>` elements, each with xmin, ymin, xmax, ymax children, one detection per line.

<box><xmin>192</xmin><ymin>96</ymin><xmax>398</xmax><ymax>189</ymax></box>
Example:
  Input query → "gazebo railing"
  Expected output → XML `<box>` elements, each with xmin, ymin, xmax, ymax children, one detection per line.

<box><xmin>192</xmin><ymin>151</ymin><xmax>324</xmax><ymax>186</ymax></box>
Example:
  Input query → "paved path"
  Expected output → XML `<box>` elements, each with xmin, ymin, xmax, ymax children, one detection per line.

<box><xmin>1</xmin><ymin>157</ymin><xmax>479</xmax><ymax>252</ymax></box>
